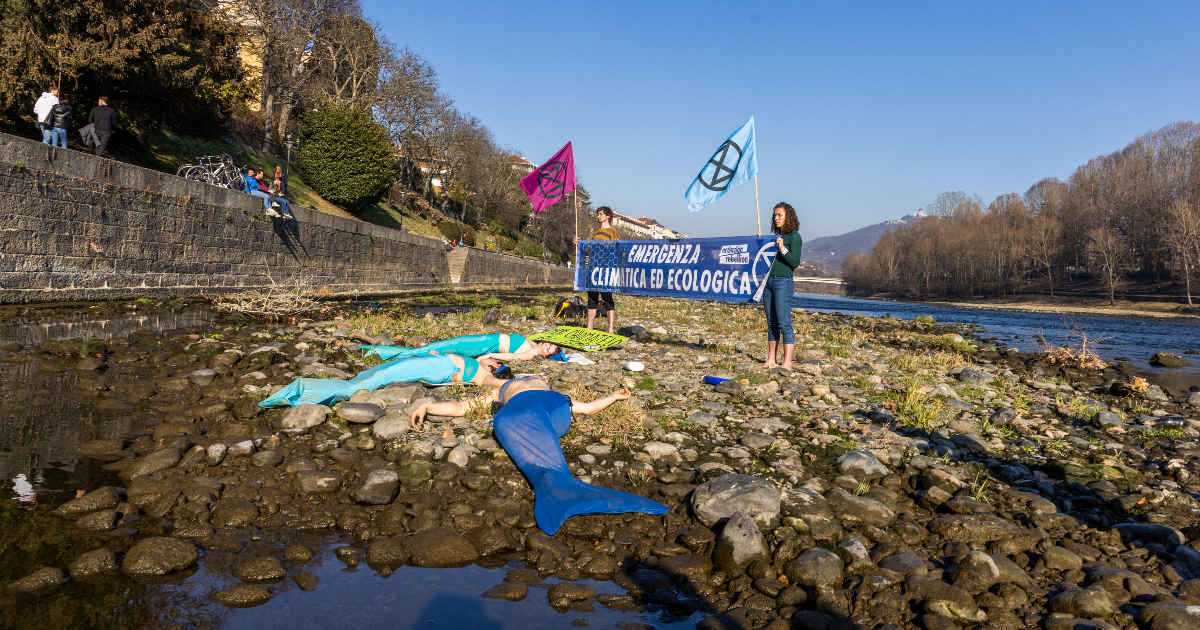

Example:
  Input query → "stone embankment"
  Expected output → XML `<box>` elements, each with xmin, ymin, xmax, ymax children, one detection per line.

<box><xmin>3</xmin><ymin>296</ymin><xmax>1200</xmax><ymax>630</ymax></box>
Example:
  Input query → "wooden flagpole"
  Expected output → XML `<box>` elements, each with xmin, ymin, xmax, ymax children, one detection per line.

<box><xmin>754</xmin><ymin>175</ymin><xmax>762</xmax><ymax>237</ymax></box>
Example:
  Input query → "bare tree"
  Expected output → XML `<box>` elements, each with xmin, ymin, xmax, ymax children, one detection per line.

<box><xmin>1026</xmin><ymin>214</ymin><xmax>1062</xmax><ymax>296</ymax></box>
<box><xmin>308</xmin><ymin>13</ymin><xmax>387</xmax><ymax>108</ymax></box>
<box><xmin>1088</xmin><ymin>226</ymin><xmax>1128</xmax><ymax>305</ymax></box>
<box><xmin>1165</xmin><ymin>199</ymin><xmax>1200</xmax><ymax>305</ymax></box>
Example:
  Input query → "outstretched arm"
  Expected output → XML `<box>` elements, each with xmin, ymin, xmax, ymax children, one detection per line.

<box><xmin>478</xmin><ymin>348</ymin><xmax>538</xmax><ymax>362</ymax></box>
<box><xmin>410</xmin><ymin>391</ymin><xmax>494</xmax><ymax>429</ymax></box>
<box><xmin>570</xmin><ymin>388</ymin><xmax>632</xmax><ymax>415</ymax></box>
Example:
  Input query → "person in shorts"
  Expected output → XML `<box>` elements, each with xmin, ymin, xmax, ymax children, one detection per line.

<box><xmin>574</xmin><ymin>205</ymin><xmax>619</xmax><ymax>334</ymax></box>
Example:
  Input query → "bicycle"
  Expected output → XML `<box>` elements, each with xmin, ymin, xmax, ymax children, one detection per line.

<box><xmin>176</xmin><ymin>154</ymin><xmax>243</xmax><ymax>190</ymax></box>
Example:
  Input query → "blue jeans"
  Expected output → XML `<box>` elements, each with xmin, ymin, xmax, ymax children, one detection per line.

<box><xmin>272</xmin><ymin>196</ymin><xmax>292</xmax><ymax>216</ymax></box>
<box><xmin>51</xmin><ymin>127</ymin><xmax>67</xmax><ymax>148</ymax></box>
<box><xmin>40</xmin><ymin>126</ymin><xmax>54</xmax><ymax>144</ymax></box>
<box><xmin>248</xmin><ymin>189</ymin><xmax>272</xmax><ymax>211</ymax></box>
<box><xmin>763</xmin><ymin>276</ymin><xmax>795</xmax><ymax>344</ymax></box>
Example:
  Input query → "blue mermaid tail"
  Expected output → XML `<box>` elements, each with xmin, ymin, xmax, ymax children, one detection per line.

<box><xmin>259</xmin><ymin>354</ymin><xmax>460</xmax><ymax>408</ymax></box>
<box><xmin>492</xmin><ymin>390</ymin><xmax>668</xmax><ymax>534</ymax></box>
<box><xmin>360</xmin><ymin>334</ymin><xmax>504</xmax><ymax>360</ymax></box>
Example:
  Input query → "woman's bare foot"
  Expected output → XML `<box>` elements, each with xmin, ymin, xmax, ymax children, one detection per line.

<box><xmin>762</xmin><ymin>360</ymin><xmax>778</xmax><ymax>369</ymax></box>
<box><xmin>779</xmin><ymin>362</ymin><xmax>793</xmax><ymax>372</ymax></box>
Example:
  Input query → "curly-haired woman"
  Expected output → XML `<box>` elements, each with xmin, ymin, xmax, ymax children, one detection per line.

<box><xmin>763</xmin><ymin>202</ymin><xmax>802</xmax><ymax>371</ymax></box>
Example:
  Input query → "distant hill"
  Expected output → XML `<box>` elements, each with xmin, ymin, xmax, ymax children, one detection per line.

<box><xmin>802</xmin><ymin>211</ymin><xmax>926</xmax><ymax>270</ymax></box>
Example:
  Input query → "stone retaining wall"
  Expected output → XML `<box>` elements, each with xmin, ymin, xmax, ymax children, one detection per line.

<box><xmin>447</xmin><ymin>247</ymin><xmax>573</xmax><ymax>288</ymax></box>
<box><xmin>0</xmin><ymin>132</ymin><xmax>453</xmax><ymax>303</ymax></box>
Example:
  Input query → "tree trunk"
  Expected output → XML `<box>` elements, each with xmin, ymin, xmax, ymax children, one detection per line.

<box><xmin>1186</xmin><ymin>259</ymin><xmax>1193</xmax><ymax>306</ymax></box>
<box><xmin>277</xmin><ymin>102</ymin><xmax>295</xmax><ymax>153</ymax></box>
<box><xmin>263</xmin><ymin>91</ymin><xmax>275</xmax><ymax>152</ymax></box>
<box><xmin>1048</xmin><ymin>267</ymin><xmax>1054</xmax><ymax>297</ymax></box>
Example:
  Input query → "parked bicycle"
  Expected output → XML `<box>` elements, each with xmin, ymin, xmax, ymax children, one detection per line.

<box><xmin>175</xmin><ymin>154</ymin><xmax>243</xmax><ymax>189</ymax></box>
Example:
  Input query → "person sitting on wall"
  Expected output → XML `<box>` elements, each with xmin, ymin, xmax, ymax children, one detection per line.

<box><xmin>241</xmin><ymin>168</ymin><xmax>276</xmax><ymax>216</ymax></box>
<box><xmin>254</xmin><ymin>168</ymin><xmax>293</xmax><ymax>219</ymax></box>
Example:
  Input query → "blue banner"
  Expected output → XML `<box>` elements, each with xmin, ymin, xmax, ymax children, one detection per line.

<box><xmin>685</xmin><ymin>116</ymin><xmax>759</xmax><ymax>213</ymax></box>
<box><xmin>575</xmin><ymin>236</ymin><xmax>778</xmax><ymax>304</ymax></box>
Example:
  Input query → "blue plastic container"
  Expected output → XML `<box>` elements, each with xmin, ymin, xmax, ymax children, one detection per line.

<box><xmin>703</xmin><ymin>375</ymin><xmax>729</xmax><ymax>386</ymax></box>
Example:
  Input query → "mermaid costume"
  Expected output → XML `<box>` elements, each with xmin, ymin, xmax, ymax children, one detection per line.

<box><xmin>491</xmin><ymin>385</ymin><xmax>668</xmax><ymax>534</ymax></box>
<box><xmin>360</xmin><ymin>333</ymin><xmax>527</xmax><ymax>360</ymax></box>
<box><xmin>258</xmin><ymin>354</ymin><xmax>480</xmax><ymax>408</ymax></box>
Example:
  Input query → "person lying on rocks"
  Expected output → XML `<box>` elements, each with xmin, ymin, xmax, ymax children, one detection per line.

<box><xmin>259</xmin><ymin>353</ymin><xmax>511</xmax><ymax>408</ymax></box>
<box><xmin>410</xmin><ymin>377</ymin><xmax>667</xmax><ymax>535</ymax></box>
<box><xmin>361</xmin><ymin>333</ymin><xmax>564</xmax><ymax>362</ymax></box>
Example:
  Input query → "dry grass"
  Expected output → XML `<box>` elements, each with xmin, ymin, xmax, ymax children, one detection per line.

<box><xmin>208</xmin><ymin>273</ymin><xmax>326</xmax><ymax>321</ymax></box>
<box><xmin>563</xmin><ymin>382</ymin><xmax>643</xmax><ymax>447</ymax></box>
<box><xmin>1035</xmin><ymin>324</ymin><xmax>1108</xmax><ymax>371</ymax></box>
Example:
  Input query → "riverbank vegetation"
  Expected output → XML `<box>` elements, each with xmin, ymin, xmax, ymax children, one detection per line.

<box><xmin>843</xmin><ymin>121</ymin><xmax>1200</xmax><ymax>306</ymax></box>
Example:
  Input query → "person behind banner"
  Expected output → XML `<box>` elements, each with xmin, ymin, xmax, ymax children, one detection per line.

<box><xmin>573</xmin><ymin>205</ymin><xmax>620</xmax><ymax>334</ymax></box>
<box><xmin>763</xmin><ymin>202</ymin><xmax>803</xmax><ymax>371</ymax></box>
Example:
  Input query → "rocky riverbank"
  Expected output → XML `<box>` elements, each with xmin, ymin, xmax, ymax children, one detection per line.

<box><xmin>2</xmin><ymin>294</ymin><xmax>1200</xmax><ymax>630</ymax></box>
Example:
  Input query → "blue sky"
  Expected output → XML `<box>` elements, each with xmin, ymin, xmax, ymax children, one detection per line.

<box><xmin>362</xmin><ymin>0</ymin><xmax>1200</xmax><ymax>239</ymax></box>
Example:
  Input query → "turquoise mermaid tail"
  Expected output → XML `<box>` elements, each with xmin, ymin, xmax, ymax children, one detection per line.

<box><xmin>492</xmin><ymin>390</ymin><xmax>668</xmax><ymax>534</ymax></box>
<box><xmin>258</xmin><ymin>354</ymin><xmax>461</xmax><ymax>408</ymax></box>
<box><xmin>360</xmin><ymin>334</ymin><xmax>502</xmax><ymax>360</ymax></box>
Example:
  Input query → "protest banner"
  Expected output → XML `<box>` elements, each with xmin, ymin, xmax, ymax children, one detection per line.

<box><xmin>529</xmin><ymin>326</ymin><xmax>628</xmax><ymax>351</ymax></box>
<box><xmin>574</xmin><ymin>236</ymin><xmax>778</xmax><ymax>304</ymax></box>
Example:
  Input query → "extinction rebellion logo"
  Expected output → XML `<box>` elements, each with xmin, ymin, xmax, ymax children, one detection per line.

<box><xmin>697</xmin><ymin>140</ymin><xmax>743</xmax><ymax>192</ymax></box>
<box><xmin>537</xmin><ymin>161</ymin><xmax>567</xmax><ymax>200</ymax></box>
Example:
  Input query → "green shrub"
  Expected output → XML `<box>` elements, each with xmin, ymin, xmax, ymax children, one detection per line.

<box><xmin>517</xmin><ymin>237</ymin><xmax>543</xmax><ymax>258</ymax></box>
<box><xmin>499</xmin><ymin>236</ymin><xmax>516</xmax><ymax>251</ymax></box>
<box><xmin>296</xmin><ymin>104</ymin><xmax>397</xmax><ymax>212</ymax></box>
<box><xmin>439</xmin><ymin>221</ymin><xmax>476</xmax><ymax>246</ymax></box>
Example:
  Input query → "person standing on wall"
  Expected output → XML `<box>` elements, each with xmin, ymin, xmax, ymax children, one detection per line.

<box><xmin>573</xmin><ymin>205</ymin><xmax>620</xmax><ymax>334</ymax></box>
<box><xmin>33</xmin><ymin>87</ymin><xmax>59</xmax><ymax>144</ymax></box>
<box><xmin>87</xmin><ymin>96</ymin><xmax>118</xmax><ymax>158</ymax></box>
<box><xmin>762</xmin><ymin>202</ymin><xmax>803</xmax><ymax>371</ymax></box>
<box><xmin>49</xmin><ymin>98</ymin><xmax>73</xmax><ymax>149</ymax></box>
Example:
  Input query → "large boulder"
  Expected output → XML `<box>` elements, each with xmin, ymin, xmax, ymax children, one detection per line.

<box><xmin>279</xmin><ymin>404</ymin><xmax>331</xmax><ymax>431</ymax></box>
<box><xmin>784</xmin><ymin>548</ymin><xmax>843</xmax><ymax>586</ymax></box>
<box><xmin>211</xmin><ymin>497</ymin><xmax>260</xmax><ymax>528</ymax></box>
<box><xmin>120</xmin><ymin>447</ymin><xmax>181</xmax><ymax>480</ymax></box>
<box><xmin>690</xmin><ymin>474</ymin><xmax>782</xmax><ymax>529</ymax></box>
<box><xmin>1150</xmin><ymin>353</ymin><xmax>1192</xmax><ymax>368</ymax></box>
<box><xmin>6</xmin><ymin>567</ymin><xmax>66</xmax><ymax>593</ymax></box>
<box><xmin>121</xmin><ymin>537</ymin><xmax>198</xmax><ymax>576</ymax></box>
<box><xmin>712</xmin><ymin>511</ymin><xmax>768</xmax><ymax>577</ymax></box>
<box><xmin>366</xmin><ymin>537</ymin><xmax>409</xmax><ymax>567</ymax></box>
<box><xmin>68</xmin><ymin>549</ymin><xmax>118</xmax><ymax>579</ymax></box>
<box><xmin>53</xmin><ymin>487</ymin><xmax>121</xmax><ymax>518</ymax></box>
<box><xmin>405</xmin><ymin>528</ymin><xmax>478</xmax><ymax>567</ymax></box>
<box><xmin>351</xmin><ymin>469</ymin><xmax>399</xmax><ymax>505</ymax></box>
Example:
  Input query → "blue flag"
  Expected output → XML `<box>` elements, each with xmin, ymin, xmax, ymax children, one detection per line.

<box><xmin>685</xmin><ymin>116</ymin><xmax>758</xmax><ymax>213</ymax></box>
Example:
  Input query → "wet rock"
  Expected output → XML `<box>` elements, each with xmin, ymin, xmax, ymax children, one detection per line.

<box><xmin>121</xmin><ymin>537</ymin><xmax>198</xmax><ymax>576</ymax></box>
<box><xmin>405</xmin><ymin>528</ymin><xmax>478</xmax><ymax>567</ymax></box>
<box><xmin>948</xmin><ymin>550</ymin><xmax>1000</xmax><ymax>586</ymax></box>
<box><xmin>352</xmin><ymin>469</ymin><xmax>399</xmax><ymax>505</ymax></box>
<box><xmin>927</xmin><ymin>515</ymin><xmax>1039</xmax><ymax>551</ymax></box>
<box><xmin>68</xmin><ymin>548</ymin><xmax>118</xmax><ymax>579</ymax></box>
<box><xmin>548</xmin><ymin>582</ymin><xmax>597</xmax><ymax>608</ymax></box>
<box><xmin>925</xmin><ymin>599</ymin><xmax>987</xmax><ymax>624</ymax></box>
<box><xmin>210</xmin><ymin>584</ymin><xmax>272</xmax><ymax>607</ymax></box>
<box><xmin>465</xmin><ymin>526</ymin><xmax>517</xmax><ymax>556</ymax></box>
<box><xmin>77</xmin><ymin>356</ymin><xmax>105</xmax><ymax>370</ymax></box>
<box><xmin>206</xmin><ymin>443</ymin><xmax>228</xmax><ymax>466</ymax></box>
<box><xmin>1092</xmin><ymin>411</ymin><xmax>1122</xmax><ymax>428</ymax></box>
<box><xmin>713</xmin><ymin>510</ymin><xmax>768</xmax><ymax>577</ymax></box>
<box><xmin>6</xmin><ymin>567</ymin><xmax>67</xmax><ymax>593</ymax></box>
<box><xmin>904</xmin><ymin>575</ymin><xmax>973</xmax><ymax>606</ymax></box>
<box><xmin>584</xmin><ymin>556</ymin><xmax>619</xmax><ymax>575</ymax></box>
<box><xmin>691</xmin><ymin>473</ymin><xmax>782</xmax><ymax>529</ymax></box>
<box><xmin>1112</xmin><ymin>523</ymin><xmax>1186</xmax><ymax>547</ymax></box>
<box><xmin>284</xmin><ymin>544</ymin><xmax>314</xmax><ymax>564</ymax></box>
<box><xmin>1043</xmin><ymin>546</ymin><xmax>1084</xmax><ymax>571</ymax></box>
<box><xmin>790</xmin><ymin>610</ymin><xmax>835</xmax><ymax>630</ymax></box>
<box><xmin>1048</xmin><ymin>588</ymin><xmax>1117</xmax><ymax>619</ymax></box>
<box><xmin>366</xmin><ymin>537</ymin><xmax>408</xmax><ymax>567</ymax></box>
<box><xmin>211</xmin><ymin>497</ymin><xmax>259</xmax><ymax>528</ymax></box>
<box><xmin>824</xmin><ymin>488</ymin><xmax>895</xmax><ymax>527</ymax></box>
<box><xmin>1150</xmin><ymin>352</ymin><xmax>1192</xmax><ymax>368</ymax></box>
<box><xmin>233</xmin><ymin>556</ymin><xmax>286</xmax><ymax>581</ymax></box>
<box><xmin>188</xmin><ymin>369</ymin><xmax>219</xmax><ymax>385</ymax></box>
<box><xmin>292</xmin><ymin>470</ymin><xmax>343</xmax><ymax>494</ymax></box>
<box><xmin>53</xmin><ymin>486</ymin><xmax>121</xmax><ymax>518</ymax></box>
<box><xmin>337</xmin><ymin>403</ymin><xmax>385</xmax><ymax>424</ymax></box>
<box><xmin>76</xmin><ymin>509</ymin><xmax>119</xmax><ymax>531</ymax></box>
<box><xmin>836</xmin><ymin>450</ymin><xmax>889</xmax><ymax>480</ymax></box>
<box><xmin>293</xmin><ymin>570</ymin><xmax>319</xmax><ymax>591</ymax></box>
<box><xmin>120</xmin><ymin>447</ymin><xmax>181</xmax><ymax>480</ymax></box>
<box><xmin>1188</xmin><ymin>391</ymin><xmax>1200</xmax><ymax>407</ymax></box>
<box><xmin>482</xmin><ymin>582</ymin><xmax>528</xmax><ymax>601</ymax></box>
<box><xmin>76</xmin><ymin>439</ymin><xmax>124</xmax><ymax>459</ymax></box>
<box><xmin>397</xmin><ymin>460</ymin><xmax>435</xmax><ymax>486</ymax></box>
<box><xmin>280</xmin><ymin>404</ymin><xmax>331</xmax><ymax>431</ymax></box>
<box><xmin>879</xmin><ymin>552</ymin><xmax>927</xmax><ymax>576</ymax></box>
<box><xmin>657</xmin><ymin>553</ymin><xmax>712</xmax><ymax>581</ymax></box>
<box><xmin>250</xmin><ymin>450</ymin><xmax>283</xmax><ymax>467</ymax></box>
<box><xmin>784</xmin><ymin>548</ymin><xmax>843</xmax><ymax>586</ymax></box>
<box><xmin>1137</xmin><ymin>602</ymin><xmax>1200</xmax><ymax>630</ymax></box>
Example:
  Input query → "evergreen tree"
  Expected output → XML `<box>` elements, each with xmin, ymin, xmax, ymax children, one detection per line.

<box><xmin>296</xmin><ymin>103</ymin><xmax>397</xmax><ymax>212</ymax></box>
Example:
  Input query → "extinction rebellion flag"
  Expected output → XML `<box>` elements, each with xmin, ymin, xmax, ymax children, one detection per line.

<box><xmin>684</xmin><ymin>117</ymin><xmax>758</xmax><ymax>213</ymax></box>
<box><xmin>520</xmin><ymin>141</ymin><xmax>576</xmax><ymax>214</ymax></box>
<box><xmin>575</xmin><ymin>236</ymin><xmax>778</xmax><ymax>304</ymax></box>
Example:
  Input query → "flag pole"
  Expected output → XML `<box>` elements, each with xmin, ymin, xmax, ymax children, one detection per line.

<box><xmin>754</xmin><ymin>175</ymin><xmax>761</xmax><ymax>237</ymax></box>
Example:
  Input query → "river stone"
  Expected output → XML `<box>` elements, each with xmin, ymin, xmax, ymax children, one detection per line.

<box><xmin>293</xmin><ymin>470</ymin><xmax>342</xmax><ymax>494</ymax></box>
<box><xmin>210</xmin><ymin>584</ymin><xmax>272</xmax><ymax>607</ymax></box>
<box><xmin>927</xmin><ymin>515</ymin><xmax>1040</xmax><ymax>551</ymax></box>
<box><xmin>548</xmin><ymin>582</ymin><xmax>597</xmax><ymax>608</ymax></box>
<box><xmin>713</xmin><ymin>510</ymin><xmax>769</xmax><ymax>577</ymax></box>
<box><xmin>905</xmin><ymin>575</ymin><xmax>973</xmax><ymax>607</ymax></box>
<box><xmin>482</xmin><ymin>582</ymin><xmax>528</xmax><ymax>601</ymax></box>
<box><xmin>397</xmin><ymin>460</ymin><xmax>436</xmax><ymax>486</ymax></box>
<box><xmin>949</xmin><ymin>550</ymin><xmax>1000</xmax><ymax>586</ymax></box>
<box><xmin>740</xmin><ymin>433</ymin><xmax>774</xmax><ymax>449</ymax></box>
<box><xmin>120</xmin><ymin>447</ymin><xmax>181</xmax><ymax>480</ymax></box>
<box><xmin>1112</xmin><ymin>523</ymin><xmax>1186</xmax><ymax>547</ymax></box>
<box><xmin>1043</xmin><ymin>546</ymin><xmax>1084</xmax><ymax>571</ymax></box>
<box><xmin>957</xmin><ymin>367</ymin><xmax>993</xmax><ymax>384</ymax></box>
<box><xmin>879</xmin><ymin>552</ymin><xmax>928</xmax><ymax>576</ymax></box>
<box><xmin>988</xmin><ymin>407</ymin><xmax>1018</xmax><ymax>427</ymax></box>
<box><xmin>1137</xmin><ymin>602</ymin><xmax>1200</xmax><ymax>630</ymax></box>
<box><xmin>53</xmin><ymin>486</ymin><xmax>121</xmax><ymax>517</ymax></box>
<box><xmin>232</xmin><ymin>556</ymin><xmax>285</xmax><ymax>582</ymax></box>
<box><xmin>1150</xmin><ymin>352</ymin><xmax>1192</xmax><ymax>368</ymax></box>
<box><xmin>373</xmin><ymin>415</ymin><xmax>411</xmax><ymax>440</ymax></box>
<box><xmin>284</xmin><ymin>544</ymin><xmax>314</xmax><ymax>564</ymax></box>
<box><xmin>68</xmin><ymin>548</ymin><xmax>118</xmax><ymax>579</ymax></box>
<box><xmin>280</xmin><ymin>404</ymin><xmax>331</xmax><ymax>430</ymax></box>
<box><xmin>121</xmin><ymin>537</ymin><xmax>198</xmax><ymax>576</ymax></box>
<box><xmin>188</xmin><ymin>368</ymin><xmax>219</xmax><ymax>385</ymax></box>
<box><xmin>337</xmin><ymin>402</ymin><xmax>385</xmax><ymax>424</ymax></box>
<box><xmin>643</xmin><ymin>441</ymin><xmax>681</xmax><ymax>461</ymax></box>
<box><xmin>352</xmin><ymin>469</ymin><xmax>399</xmax><ymax>505</ymax></box>
<box><xmin>1188</xmin><ymin>391</ymin><xmax>1200</xmax><ymax>407</ymax></box>
<box><xmin>784</xmin><ymin>548</ymin><xmax>843</xmax><ymax>586</ymax></box>
<box><xmin>6</xmin><ymin>567</ymin><xmax>66</xmax><ymax>593</ymax></box>
<box><xmin>447</xmin><ymin>443</ymin><xmax>479</xmax><ymax>468</ymax></box>
<box><xmin>250</xmin><ymin>450</ymin><xmax>283</xmax><ymax>467</ymax></box>
<box><xmin>211</xmin><ymin>497</ymin><xmax>260</xmax><ymax>528</ymax></box>
<box><xmin>691</xmin><ymin>473</ymin><xmax>782</xmax><ymax>529</ymax></box>
<box><xmin>925</xmin><ymin>600</ymin><xmax>987</xmax><ymax>624</ymax></box>
<box><xmin>658</xmin><ymin>554</ymin><xmax>713</xmax><ymax>582</ymax></box>
<box><xmin>76</xmin><ymin>509</ymin><xmax>119</xmax><ymax>531</ymax></box>
<box><xmin>1049</xmin><ymin>588</ymin><xmax>1117</xmax><ymax>619</ymax></box>
<box><xmin>465</xmin><ymin>526</ymin><xmax>517</xmax><ymax>556</ymax></box>
<box><xmin>206</xmin><ymin>443</ymin><xmax>227</xmax><ymax>466</ymax></box>
<box><xmin>366</xmin><ymin>537</ymin><xmax>408</xmax><ymax>567</ymax></box>
<box><xmin>836</xmin><ymin>450</ymin><xmax>889</xmax><ymax>480</ymax></box>
<box><xmin>226</xmin><ymin>440</ymin><xmax>255</xmax><ymax>459</ymax></box>
<box><xmin>1092</xmin><ymin>411</ymin><xmax>1122</xmax><ymax>428</ymax></box>
<box><xmin>825</xmin><ymin>488</ymin><xmax>895</xmax><ymax>527</ymax></box>
<box><xmin>405</xmin><ymin>528</ymin><xmax>478</xmax><ymax>567</ymax></box>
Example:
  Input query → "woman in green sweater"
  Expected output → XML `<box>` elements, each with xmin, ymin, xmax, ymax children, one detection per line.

<box><xmin>763</xmin><ymin>202</ymin><xmax>803</xmax><ymax>371</ymax></box>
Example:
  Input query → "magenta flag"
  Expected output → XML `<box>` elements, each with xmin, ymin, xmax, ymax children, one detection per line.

<box><xmin>520</xmin><ymin>141</ymin><xmax>576</xmax><ymax>214</ymax></box>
